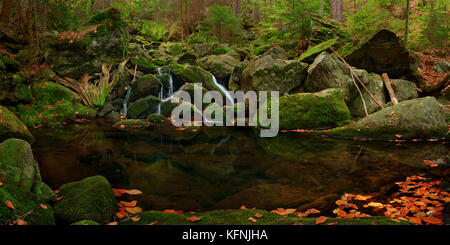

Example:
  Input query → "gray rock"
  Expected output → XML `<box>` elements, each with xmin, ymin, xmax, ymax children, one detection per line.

<box><xmin>127</xmin><ymin>95</ymin><xmax>161</xmax><ymax>119</ymax></box>
<box><xmin>130</xmin><ymin>74</ymin><xmax>161</xmax><ymax>102</ymax></box>
<box><xmin>349</xmin><ymin>73</ymin><xmax>387</xmax><ymax>118</ymax></box>
<box><xmin>263</xmin><ymin>47</ymin><xmax>288</xmax><ymax>60</ymax></box>
<box><xmin>391</xmin><ymin>79</ymin><xmax>419</xmax><ymax>102</ymax></box>
<box><xmin>198</xmin><ymin>54</ymin><xmax>241</xmax><ymax>80</ymax></box>
<box><xmin>433</xmin><ymin>61</ymin><xmax>450</xmax><ymax>74</ymax></box>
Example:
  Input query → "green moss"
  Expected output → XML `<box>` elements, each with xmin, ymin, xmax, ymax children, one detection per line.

<box><xmin>8</xmin><ymin>72</ymin><xmax>27</xmax><ymax>86</ymax></box>
<box><xmin>254</xmin><ymin>44</ymin><xmax>271</xmax><ymax>56</ymax></box>
<box><xmin>0</xmin><ymin>54</ymin><xmax>20</xmax><ymax>71</ymax></box>
<box><xmin>71</xmin><ymin>220</ymin><xmax>101</xmax><ymax>225</ymax></box>
<box><xmin>32</xmin><ymin>81</ymin><xmax>80</xmax><ymax>105</ymax></box>
<box><xmin>0</xmin><ymin>60</ymin><xmax>5</xmax><ymax>72</ymax></box>
<box><xmin>0</xmin><ymin>183</ymin><xmax>55</xmax><ymax>225</ymax></box>
<box><xmin>54</xmin><ymin>176</ymin><xmax>117</xmax><ymax>224</ymax></box>
<box><xmin>147</xmin><ymin>114</ymin><xmax>170</xmax><ymax>123</ymax></box>
<box><xmin>114</xmin><ymin>119</ymin><xmax>151</xmax><ymax>128</ymax></box>
<box><xmin>298</xmin><ymin>39</ymin><xmax>338</xmax><ymax>62</ymax></box>
<box><xmin>0</xmin><ymin>105</ymin><xmax>34</xmax><ymax>143</ymax></box>
<box><xmin>131</xmin><ymin>58</ymin><xmax>157</xmax><ymax>71</ymax></box>
<box><xmin>120</xmin><ymin>209</ymin><xmax>411</xmax><ymax>225</ymax></box>
<box><xmin>213</xmin><ymin>46</ymin><xmax>231</xmax><ymax>55</ymax></box>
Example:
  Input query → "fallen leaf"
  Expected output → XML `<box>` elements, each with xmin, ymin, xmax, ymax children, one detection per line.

<box><xmin>337</xmin><ymin>210</ymin><xmax>347</xmax><ymax>218</ymax></box>
<box><xmin>285</xmin><ymin>209</ymin><xmax>296</xmax><ymax>215</ymax></box>
<box><xmin>15</xmin><ymin>219</ymin><xmax>27</xmax><ymax>225</ymax></box>
<box><xmin>316</xmin><ymin>216</ymin><xmax>327</xmax><ymax>225</ymax></box>
<box><xmin>39</xmin><ymin>204</ymin><xmax>48</xmax><ymax>209</ymax></box>
<box><xmin>126</xmin><ymin>207</ymin><xmax>142</xmax><ymax>214</ymax></box>
<box><xmin>121</xmin><ymin>200</ymin><xmax>137</xmax><ymax>207</ymax></box>
<box><xmin>107</xmin><ymin>222</ymin><xmax>118</xmax><ymax>225</ymax></box>
<box><xmin>163</xmin><ymin>209</ymin><xmax>176</xmax><ymax>214</ymax></box>
<box><xmin>57</xmin><ymin>196</ymin><xmax>63</xmax><ymax>201</ymax></box>
<box><xmin>131</xmin><ymin>216</ymin><xmax>141</xmax><ymax>222</ymax></box>
<box><xmin>5</xmin><ymin>200</ymin><xmax>15</xmax><ymax>210</ymax></box>
<box><xmin>240</xmin><ymin>205</ymin><xmax>247</xmax><ymax>210</ymax></box>
<box><xmin>125</xmin><ymin>189</ymin><xmax>143</xmax><ymax>195</ymax></box>
<box><xmin>422</xmin><ymin>216</ymin><xmax>442</xmax><ymax>225</ymax></box>
<box><xmin>0</xmin><ymin>182</ymin><xmax>3</xmax><ymax>187</ymax></box>
<box><xmin>248</xmin><ymin>217</ymin><xmax>257</xmax><ymax>223</ymax></box>
<box><xmin>354</xmin><ymin>195</ymin><xmax>373</xmax><ymax>201</ymax></box>
<box><xmin>367</xmin><ymin>202</ymin><xmax>384</xmax><ymax>208</ymax></box>
<box><xmin>116</xmin><ymin>212</ymin><xmax>127</xmax><ymax>219</ymax></box>
<box><xmin>147</xmin><ymin>221</ymin><xmax>158</xmax><ymax>225</ymax></box>
<box><xmin>306</xmin><ymin>208</ymin><xmax>320</xmax><ymax>214</ymax></box>
<box><xmin>255</xmin><ymin>213</ymin><xmax>263</xmax><ymax>219</ymax></box>
<box><xmin>408</xmin><ymin>217</ymin><xmax>422</xmax><ymax>225</ymax></box>
<box><xmin>186</xmin><ymin>216</ymin><xmax>201</xmax><ymax>222</ymax></box>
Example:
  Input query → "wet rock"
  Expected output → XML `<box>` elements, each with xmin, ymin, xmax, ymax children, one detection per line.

<box><xmin>177</xmin><ymin>52</ymin><xmax>198</xmax><ymax>66</ymax></box>
<box><xmin>274</xmin><ymin>88</ymin><xmax>351</xmax><ymax>130</ymax></box>
<box><xmin>241</xmin><ymin>55</ymin><xmax>308</xmax><ymax>94</ymax></box>
<box><xmin>391</xmin><ymin>79</ymin><xmax>419</xmax><ymax>102</ymax></box>
<box><xmin>198</xmin><ymin>54</ymin><xmax>241</xmax><ymax>80</ymax></box>
<box><xmin>304</xmin><ymin>52</ymin><xmax>355</xmax><ymax>103</ymax></box>
<box><xmin>54</xmin><ymin>176</ymin><xmax>116</xmax><ymax>224</ymax></box>
<box><xmin>349</xmin><ymin>73</ymin><xmax>387</xmax><ymax>118</ymax></box>
<box><xmin>127</xmin><ymin>95</ymin><xmax>160</xmax><ymax>119</ymax></box>
<box><xmin>130</xmin><ymin>74</ymin><xmax>161</xmax><ymax>102</ymax></box>
<box><xmin>343</xmin><ymin>29</ymin><xmax>420</xmax><ymax>80</ymax></box>
<box><xmin>0</xmin><ymin>106</ymin><xmax>34</xmax><ymax>143</ymax></box>
<box><xmin>113</xmin><ymin>119</ymin><xmax>151</xmax><ymax>128</ymax></box>
<box><xmin>326</xmin><ymin>97</ymin><xmax>448</xmax><ymax>140</ymax></box>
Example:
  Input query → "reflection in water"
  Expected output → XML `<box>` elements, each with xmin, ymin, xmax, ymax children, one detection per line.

<box><xmin>31</xmin><ymin>120</ymin><xmax>449</xmax><ymax>213</ymax></box>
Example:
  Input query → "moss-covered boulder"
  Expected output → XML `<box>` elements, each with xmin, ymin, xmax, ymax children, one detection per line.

<box><xmin>0</xmin><ymin>106</ymin><xmax>34</xmax><ymax>143</ymax></box>
<box><xmin>0</xmin><ymin>183</ymin><xmax>55</xmax><ymax>225</ymax></box>
<box><xmin>263</xmin><ymin>47</ymin><xmax>288</xmax><ymax>60</ymax></box>
<box><xmin>391</xmin><ymin>79</ymin><xmax>419</xmax><ymax>102</ymax></box>
<box><xmin>241</xmin><ymin>55</ymin><xmax>308</xmax><ymax>95</ymax></box>
<box><xmin>71</xmin><ymin>220</ymin><xmax>101</xmax><ymax>225</ymax></box>
<box><xmin>147</xmin><ymin>114</ymin><xmax>170</xmax><ymax>123</ymax></box>
<box><xmin>168</xmin><ymin>63</ymin><xmax>224</xmax><ymax>92</ymax></box>
<box><xmin>113</xmin><ymin>119</ymin><xmax>151</xmax><ymax>128</ymax></box>
<box><xmin>304</xmin><ymin>52</ymin><xmax>355</xmax><ymax>103</ymax></box>
<box><xmin>127</xmin><ymin>95</ymin><xmax>160</xmax><ymax>119</ymax></box>
<box><xmin>343</xmin><ymin>29</ymin><xmax>421</xmax><ymax>80</ymax></box>
<box><xmin>349</xmin><ymin>73</ymin><xmax>387</xmax><ymax>118</ymax></box>
<box><xmin>298</xmin><ymin>38</ymin><xmax>338</xmax><ymax>63</ymax></box>
<box><xmin>54</xmin><ymin>176</ymin><xmax>117</xmax><ymax>224</ymax></box>
<box><xmin>130</xmin><ymin>74</ymin><xmax>161</xmax><ymax>102</ymax></box>
<box><xmin>32</xmin><ymin>81</ymin><xmax>81</xmax><ymax>105</ymax></box>
<box><xmin>0</xmin><ymin>138</ymin><xmax>55</xmax><ymax>202</ymax></box>
<box><xmin>274</xmin><ymin>88</ymin><xmax>351</xmax><ymax>130</ymax></box>
<box><xmin>198</xmin><ymin>54</ymin><xmax>240</xmax><ymax>80</ymax></box>
<box><xmin>325</xmin><ymin>97</ymin><xmax>448</xmax><ymax>140</ymax></box>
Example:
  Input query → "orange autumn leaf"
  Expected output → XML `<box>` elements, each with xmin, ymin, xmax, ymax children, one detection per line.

<box><xmin>125</xmin><ymin>189</ymin><xmax>143</xmax><ymax>195</ymax></box>
<box><xmin>15</xmin><ymin>219</ymin><xmax>28</xmax><ymax>225</ymax></box>
<box><xmin>107</xmin><ymin>222</ymin><xmax>118</xmax><ymax>225</ymax></box>
<box><xmin>121</xmin><ymin>200</ymin><xmax>137</xmax><ymax>207</ymax></box>
<box><xmin>285</xmin><ymin>209</ymin><xmax>296</xmax><ymax>215</ymax></box>
<box><xmin>316</xmin><ymin>216</ymin><xmax>327</xmax><ymax>225</ymax></box>
<box><xmin>131</xmin><ymin>216</ymin><xmax>141</xmax><ymax>222</ymax></box>
<box><xmin>337</xmin><ymin>210</ymin><xmax>347</xmax><ymax>218</ymax></box>
<box><xmin>126</xmin><ymin>207</ymin><xmax>142</xmax><ymax>214</ymax></box>
<box><xmin>0</xmin><ymin>182</ymin><xmax>3</xmax><ymax>187</ymax></box>
<box><xmin>240</xmin><ymin>205</ymin><xmax>248</xmax><ymax>210</ymax></box>
<box><xmin>335</xmin><ymin>200</ymin><xmax>347</xmax><ymax>205</ymax></box>
<box><xmin>248</xmin><ymin>217</ymin><xmax>257</xmax><ymax>223</ymax></box>
<box><xmin>354</xmin><ymin>195</ymin><xmax>373</xmax><ymax>201</ymax></box>
<box><xmin>57</xmin><ymin>196</ymin><xmax>63</xmax><ymax>201</ymax></box>
<box><xmin>186</xmin><ymin>216</ymin><xmax>201</xmax><ymax>222</ymax></box>
<box><xmin>422</xmin><ymin>216</ymin><xmax>442</xmax><ymax>225</ymax></box>
<box><xmin>408</xmin><ymin>217</ymin><xmax>422</xmax><ymax>225</ymax></box>
<box><xmin>147</xmin><ymin>221</ymin><xmax>158</xmax><ymax>225</ymax></box>
<box><xmin>255</xmin><ymin>213</ymin><xmax>263</xmax><ymax>219</ymax></box>
<box><xmin>39</xmin><ymin>204</ymin><xmax>48</xmax><ymax>209</ymax></box>
<box><xmin>5</xmin><ymin>200</ymin><xmax>15</xmax><ymax>210</ymax></box>
<box><xmin>163</xmin><ymin>209</ymin><xmax>176</xmax><ymax>214</ymax></box>
<box><xmin>116</xmin><ymin>212</ymin><xmax>127</xmax><ymax>219</ymax></box>
<box><xmin>306</xmin><ymin>208</ymin><xmax>320</xmax><ymax>214</ymax></box>
<box><xmin>395</xmin><ymin>134</ymin><xmax>402</xmax><ymax>138</ymax></box>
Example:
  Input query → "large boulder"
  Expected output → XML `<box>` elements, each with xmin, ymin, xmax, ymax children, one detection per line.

<box><xmin>263</xmin><ymin>47</ymin><xmax>288</xmax><ymax>60</ymax></box>
<box><xmin>273</xmin><ymin>88</ymin><xmax>351</xmax><ymax>130</ymax></box>
<box><xmin>305</xmin><ymin>52</ymin><xmax>355</xmax><ymax>102</ymax></box>
<box><xmin>54</xmin><ymin>175</ymin><xmax>117</xmax><ymax>224</ymax></box>
<box><xmin>326</xmin><ymin>97</ymin><xmax>448</xmax><ymax>140</ymax></box>
<box><xmin>0</xmin><ymin>106</ymin><xmax>34</xmax><ymax>143</ymax></box>
<box><xmin>391</xmin><ymin>79</ymin><xmax>419</xmax><ymax>102</ymax></box>
<box><xmin>298</xmin><ymin>38</ymin><xmax>338</xmax><ymax>63</ymax></box>
<box><xmin>241</xmin><ymin>55</ymin><xmax>308</xmax><ymax>95</ymax></box>
<box><xmin>168</xmin><ymin>63</ymin><xmax>228</xmax><ymax>94</ymax></box>
<box><xmin>32</xmin><ymin>81</ymin><xmax>81</xmax><ymax>105</ymax></box>
<box><xmin>198</xmin><ymin>54</ymin><xmax>241</xmax><ymax>80</ymax></box>
<box><xmin>127</xmin><ymin>95</ymin><xmax>160</xmax><ymax>119</ymax></box>
<box><xmin>0</xmin><ymin>138</ymin><xmax>55</xmax><ymax>202</ymax></box>
<box><xmin>129</xmin><ymin>74</ymin><xmax>161</xmax><ymax>102</ymax></box>
<box><xmin>343</xmin><ymin>29</ymin><xmax>420</xmax><ymax>80</ymax></box>
<box><xmin>349</xmin><ymin>73</ymin><xmax>387</xmax><ymax>118</ymax></box>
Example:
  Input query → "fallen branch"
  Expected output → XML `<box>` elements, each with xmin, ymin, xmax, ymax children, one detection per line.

<box><xmin>351</xmin><ymin>70</ymin><xmax>369</xmax><ymax>116</ymax></box>
<box><xmin>330</xmin><ymin>48</ymin><xmax>384</xmax><ymax>110</ymax></box>
<box><xmin>382</xmin><ymin>73</ymin><xmax>398</xmax><ymax>105</ymax></box>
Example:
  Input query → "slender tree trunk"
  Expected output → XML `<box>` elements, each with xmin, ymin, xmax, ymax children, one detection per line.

<box><xmin>331</xmin><ymin>0</ymin><xmax>343</xmax><ymax>22</ymax></box>
<box><xmin>235</xmin><ymin>0</ymin><xmax>240</xmax><ymax>17</ymax></box>
<box><xmin>180</xmin><ymin>0</ymin><xmax>184</xmax><ymax>42</ymax></box>
<box><xmin>26</xmin><ymin>1</ymin><xmax>33</xmax><ymax>65</ymax></box>
<box><xmin>0</xmin><ymin>0</ymin><xmax>13</xmax><ymax>22</ymax></box>
<box><xmin>405</xmin><ymin>0</ymin><xmax>410</xmax><ymax>48</ymax></box>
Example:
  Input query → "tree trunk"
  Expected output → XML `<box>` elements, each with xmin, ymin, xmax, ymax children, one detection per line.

<box><xmin>331</xmin><ymin>0</ymin><xmax>343</xmax><ymax>22</ymax></box>
<box><xmin>180</xmin><ymin>0</ymin><xmax>184</xmax><ymax>42</ymax></box>
<box><xmin>405</xmin><ymin>0</ymin><xmax>410</xmax><ymax>48</ymax></box>
<box><xmin>0</xmin><ymin>0</ymin><xmax>13</xmax><ymax>22</ymax></box>
<box><xmin>26</xmin><ymin>1</ymin><xmax>33</xmax><ymax>65</ymax></box>
<box><xmin>235</xmin><ymin>0</ymin><xmax>240</xmax><ymax>17</ymax></box>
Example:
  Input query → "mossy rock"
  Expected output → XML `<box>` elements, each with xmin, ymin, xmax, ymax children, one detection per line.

<box><xmin>0</xmin><ymin>106</ymin><xmax>34</xmax><ymax>143</ymax></box>
<box><xmin>113</xmin><ymin>119</ymin><xmax>151</xmax><ymax>128</ymax></box>
<box><xmin>0</xmin><ymin>183</ymin><xmax>55</xmax><ymax>225</ymax></box>
<box><xmin>298</xmin><ymin>38</ymin><xmax>338</xmax><ymax>63</ymax></box>
<box><xmin>168</xmin><ymin>63</ymin><xmax>224</xmax><ymax>93</ymax></box>
<box><xmin>0</xmin><ymin>54</ymin><xmax>20</xmax><ymax>72</ymax></box>
<box><xmin>130</xmin><ymin>74</ymin><xmax>161</xmax><ymax>102</ymax></box>
<box><xmin>32</xmin><ymin>81</ymin><xmax>81</xmax><ymax>105</ymax></box>
<box><xmin>213</xmin><ymin>46</ymin><xmax>231</xmax><ymax>55</ymax></box>
<box><xmin>54</xmin><ymin>176</ymin><xmax>117</xmax><ymax>224</ymax></box>
<box><xmin>198</xmin><ymin>54</ymin><xmax>241</xmax><ymax>80</ymax></box>
<box><xmin>147</xmin><ymin>114</ymin><xmax>170</xmax><ymax>123</ymax></box>
<box><xmin>324</xmin><ymin>97</ymin><xmax>448</xmax><ymax>140</ymax></box>
<box><xmin>272</xmin><ymin>88</ymin><xmax>351</xmax><ymax>130</ymax></box>
<box><xmin>119</xmin><ymin>209</ymin><xmax>411</xmax><ymax>225</ymax></box>
<box><xmin>71</xmin><ymin>220</ymin><xmax>101</xmax><ymax>225</ymax></box>
<box><xmin>127</xmin><ymin>95</ymin><xmax>160</xmax><ymax>119</ymax></box>
<box><xmin>348</xmin><ymin>73</ymin><xmax>387</xmax><ymax>118</ymax></box>
<box><xmin>131</xmin><ymin>58</ymin><xmax>157</xmax><ymax>72</ymax></box>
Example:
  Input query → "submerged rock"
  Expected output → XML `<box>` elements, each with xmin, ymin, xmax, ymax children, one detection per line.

<box><xmin>305</xmin><ymin>52</ymin><xmax>355</xmax><ymax>102</ymax></box>
<box><xmin>275</xmin><ymin>88</ymin><xmax>351</xmax><ymax>130</ymax></box>
<box><xmin>343</xmin><ymin>29</ymin><xmax>420</xmax><ymax>80</ymax></box>
<box><xmin>241</xmin><ymin>55</ymin><xmax>308</xmax><ymax>95</ymax></box>
<box><xmin>0</xmin><ymin>106</ymin><xmax>34</xmax><ymax>143</ymax></box>
<box><xmin>54</xmin><ymin>175</ymin><xmax>117</xmax><ymax>224</ymax></box>
<box><xmin>326</xmin><ymin>97</ymin><xmax>448</xmax><ymax>140</ymax></box>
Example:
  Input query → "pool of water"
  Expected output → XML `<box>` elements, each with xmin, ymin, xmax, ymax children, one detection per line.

<box><xmin>31</xmin><ymin>120</ymin><xmax>449</xmax><ymax>213</ymax></box>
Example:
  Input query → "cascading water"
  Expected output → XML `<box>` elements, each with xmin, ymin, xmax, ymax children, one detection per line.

<box><xmin>121</xmin><ymin>85</ymin><xmax>132</xmax><ymax>117</ymax></box>
<box><xmin>211</xmin><ymin>74</ymin><xmax>234</xmax><ymax>105</ymax></box>
<box><xmin>156</xmin><ymin>68</ymin><xmax>175</xmax><ymax>114</ymax></box>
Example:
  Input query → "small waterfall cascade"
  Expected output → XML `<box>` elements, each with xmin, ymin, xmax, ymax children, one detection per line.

<box><xmin>156</xmin><ymin>68</ymin><xmax>175</xmax><ymax>114</ymax></box>
<box><xmin>211</xmin><ymin>74</ymin><xmax>234</xmax><ymax>105</ymax></box>
<box><xmin>121</xmin><ymin>85</ymin><xmax>132</xmax><ymax>117</ymax></box>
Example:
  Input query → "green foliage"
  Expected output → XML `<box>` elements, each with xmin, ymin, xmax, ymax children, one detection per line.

<box><xmin>200</xmin><ymin>4</ymin><xmax>242</xmax><ymax>43</ymax></box>
<box><xmin>413</xmin><ymin>0</ymin><xmax>449</xmax><ymax>50</ymax></box>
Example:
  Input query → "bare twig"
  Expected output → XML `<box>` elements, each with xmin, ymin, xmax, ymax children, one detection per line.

<box><xmin>351</xmin><ymin>71</ymin><xmax>368</xmax><ymax>116</ymax></box>
<box><xmin>382</xmin><ymin>73</ymin><xmax>398</xmax><ymax>105</ymax></box>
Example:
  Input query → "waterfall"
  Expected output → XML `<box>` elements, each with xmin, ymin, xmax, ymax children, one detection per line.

<box><xmin>211</xmin><ymin>74</ymin><xmax>234</xmax><ymax>105</ymax></box>
<box><xmin>121</xmin><ymin>85</ymin><xmax>132</xmax><ymax>117</ymax></box>
<box><xmin>156</xmin><ymin>68</ymin><xmax>175</xmax><ymax>114</ymax></box>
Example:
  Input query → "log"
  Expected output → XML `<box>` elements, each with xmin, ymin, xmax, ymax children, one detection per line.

<box><xmin>382</xmin><ymin>73</ymin><xmax>398</xmax><ymax>105</ymax></box>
